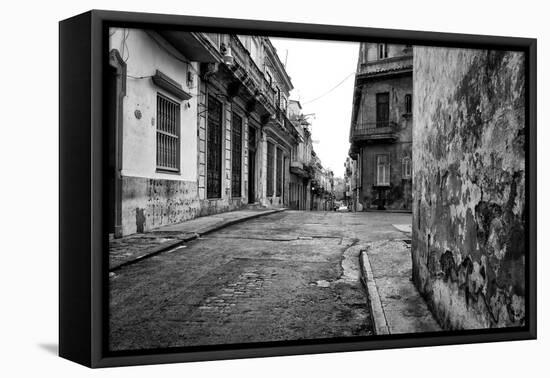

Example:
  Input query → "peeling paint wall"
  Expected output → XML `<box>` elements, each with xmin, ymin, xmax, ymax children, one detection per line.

<box><xmin>412</xmin><ymin>47</ymin><xmax>525</xmax><ymax>329</ymax></box>
<box><xmin>121</xmin><ymin>177</ymin><xmax>200</xmax><ymax>235</ymax></box>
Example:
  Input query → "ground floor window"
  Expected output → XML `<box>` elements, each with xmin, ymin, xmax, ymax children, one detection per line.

<box><xmin>376</xmin><ymin>154</ymin><xmax>390</xmax><ymax>186</ymax></box>
<box><xmin>267</xmin><ymin>142</ymin><xmax>274</xmax><ymax>196</ymax></box>
<box><xmin>231</xmin><ymin>113</ymin><xmax>243</xmax><ymax>197</ymax></box>
<box><xmin>402</xmin><ymin>156</ymin><xmax>411</xmax><ymax>179</ymax></box>
<box><xmin>276</xmin><ymin>148</ymin><xmax>283</xmax><ymax>197</ymax></box>
<box><xmin>156</xmin><ymin>94</ymin><xmax>180</xmax><ymax>172</ymax></box>
<box><xmin>207</xmin><ymin>95</ymin><xmax>223</xmax><ymax>198</ymax></box>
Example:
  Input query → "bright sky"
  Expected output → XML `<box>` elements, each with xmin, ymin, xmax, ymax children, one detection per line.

<box><xmin>270</xmin><ymin>37</ymin><xmax>360</xmax><ymax>178</ymax></box>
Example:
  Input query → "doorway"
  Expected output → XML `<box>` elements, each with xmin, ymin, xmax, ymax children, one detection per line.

<box><xmin>248</xmin><ymin>125</ymin><xmax>256</xmax><ymax>203</ymax></box>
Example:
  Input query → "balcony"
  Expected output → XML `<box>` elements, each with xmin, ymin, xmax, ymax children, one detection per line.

<box><xmin>357</xmin><ymin>55</ymin><xmax>412</xmax><ymax>79</ymax></box>
<box><xmin>227</xmin><ymin>36</ymin><xmax>277</xmax><ymax>113</ymax></box>
<box><xmin>290</xmin><ymin>160</ymin><xmax>308</xmax><ymax>178</ymax></box>
<box><xmin>350</xmin><ymin>121</ymin><xmax>399</xmax><ymax>143</ymax></box>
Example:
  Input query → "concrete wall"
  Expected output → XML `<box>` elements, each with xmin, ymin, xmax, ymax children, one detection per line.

<box><xmin>412</xmin><ymin>47</ymin><xmax>526</xmax><ymax>329</ymax></box>
<box><xmin>121</xmin><ymin>177</ymin><xmax>199</xmax><ymax>234</ymax></box>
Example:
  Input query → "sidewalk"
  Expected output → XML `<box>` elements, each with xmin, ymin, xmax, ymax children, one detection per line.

<box><xmin>359</xmin><ymin>237</ymin><xmax>441</xmax><ymax>335</ymax></box>
<box><xmin>109</xmin><ymin>208</ymin><xmax>285</xmax><ymax>271</ymax></box>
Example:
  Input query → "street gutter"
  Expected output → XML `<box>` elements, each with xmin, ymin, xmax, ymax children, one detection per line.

<box><xmin>359</xmin><ymin>248</ymin><xmax>390</xmax><ymax>335</ymax></box>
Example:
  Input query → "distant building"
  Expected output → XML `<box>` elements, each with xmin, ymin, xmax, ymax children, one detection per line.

<box><xmin>108</xmin><ymin>29</ymin><xmax>299</xmax><ymax>237</ymax></box>
<box><xmin>288</xmin><ymin>100</ymin><xmax>314</xmax><ymax>210</ymax></box>
<box><xmin>332</xmin><ymin>177</ymin><xmax>346</xmax><ymax>202</ymax></box>
<box><xmin>344</xmin><ymin>156</ymin><xmax>359</xmax><ymax>210</ymax></box>
<box><xmin>348</xmin><ymin>43</ymin><xmax>413</xmax><ymax>211</ymax></box>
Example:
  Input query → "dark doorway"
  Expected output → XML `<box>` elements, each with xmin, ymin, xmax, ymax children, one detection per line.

<box><xmin>376</xmin><ymin>92</ymin><xmax>390</xmax><ymax>127</ymax></box>
<box><xmin>248</xmin><ymin>125</ymin><xmax>256</xmax><ymax>203</ymax></box>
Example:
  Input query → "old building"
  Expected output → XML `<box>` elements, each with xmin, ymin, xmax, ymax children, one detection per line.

<box><xmin>309</xmin><ymin>154</ymin><xmax>333</xmax><ymax>211</ymax></box>
<box><xmin>348</xmin><ymin>42</ymin><xmax>413</xmax><ymax>211</ymax></box>
<box><xmin>108</xmin><ymin>29</ymin><xmax>298</xmax><ymax>237</ymax></box>
<box><xmin>288</xmin><ymin>100</ymin><xmax>314</xmax><ymax>210</ymax></box>
<box><xmin>412</xmin><ymin>47</ymin><xmax>525</xmax><ymax>329</ymax></box>
<box><xmin>344</xmin><ymin>156</ymin><xmax>359</xmax><ymax>211</ymax></box>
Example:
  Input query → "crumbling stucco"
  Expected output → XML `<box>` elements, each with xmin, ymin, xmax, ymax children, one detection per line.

<box><xmin>121</xmin><ymin>177</ymin><xmax>201</xmax><ymax>235</ymax></box>
<box><xmin>412</xmin><ymin>47</ymin><xmax>525</xmax><ymax>329</ymax></box>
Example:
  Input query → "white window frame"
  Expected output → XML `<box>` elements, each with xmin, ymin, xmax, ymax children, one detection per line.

<box><xmin>376</xmin><ymin>154</ymin><xmax>390</xmax><ymax>186</ymax></box>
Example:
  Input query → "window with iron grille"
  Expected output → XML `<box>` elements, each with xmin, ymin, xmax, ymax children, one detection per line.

<box><xmin>267</xmin><ymin>142</ymin><xmax>274</xmax><ymax>196</ymax></box>
<box><xmin>405</xmin><ymin>94</ymin><xmax>412</xmax><ymax>114</ymax></box>
<box><xmin>231</xmin><ymin>113</ymin><xmax>243</xmax><ymax>197</ymax></box>
<box><xmin>276</xmin><ymin>148</ymin><xmax>283</xmax><ymax>197</ymax></box>
<box><xmin>156</xmin><ymin>94</ymin><xmax>180</xmax><ymax>172</ymax></box>
<box><xmin>207</xmin><ymin>95</ymin><xmax>223</xmax><ymax>199</ymax></box>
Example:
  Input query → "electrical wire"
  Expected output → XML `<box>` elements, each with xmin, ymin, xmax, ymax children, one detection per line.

<box><xmin>301</xmin><ymin>71</ymin><xmax>356</xmax><ymax>105</ymax></box>
<box><xmin>122</xmin><ymin>29</ymin><xmax>130</xmax><ymax>63</ymax></box>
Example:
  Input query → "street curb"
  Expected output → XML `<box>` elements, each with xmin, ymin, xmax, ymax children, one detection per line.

<box><xmin>109</xmin><ymin>208</ymin><xmax>285</xmax><ymax>272</ymax></box>
<box><xmin>359</xmin><ymin>248</ymin><xmax>390</xmax><ymax>335</ymax></box>
<box><xmin>198</xmin><ymin>208</ymin><xmax>286</xmax><ymax>236</ymax></box>
<box><xmin>363</xmin><ymin>209</ymin><xmax>413</xmax><ymax>214</ymax></box>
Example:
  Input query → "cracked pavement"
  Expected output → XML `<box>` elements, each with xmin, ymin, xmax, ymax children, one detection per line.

<box><xmin>109</xmin><ymin>210</ymin><xmax>411</xmax><ymax>351</ymax></box>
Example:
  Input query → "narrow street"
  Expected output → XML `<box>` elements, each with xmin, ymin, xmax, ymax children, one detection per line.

<box><xmin>109</xmin><ymin>210</ymin><xmax>411</xmax><ymax>351</ymax></box>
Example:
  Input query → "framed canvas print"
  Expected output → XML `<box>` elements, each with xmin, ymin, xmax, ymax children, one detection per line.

<box><xmin>59</xmin><ymin>10</ymin><xmax>536</xmax><ymax>368</ymax></box>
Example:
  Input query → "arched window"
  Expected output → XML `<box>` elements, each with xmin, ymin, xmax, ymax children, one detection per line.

<box><xmin>405</xmin><ymin>94</ymin><xmax>412</xmax><ymax>114</ymax></box>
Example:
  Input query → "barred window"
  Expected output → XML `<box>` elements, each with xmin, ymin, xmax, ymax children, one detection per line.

<box><xmin>231</xmin><ymin>113</ymin><xmax>243</xmax><ymax>198</ymax></box>
<box><xmin>207</xmin><ymin>95</ymin><xmax>223</xmax><ymax>199</ymax></box>
<box><xmin>276</xmin><ymin>148</ymin><xmax>283</xmax><ymax>197</ymax></box>
<box><xmin>156</xmin><ymin>94</ymin><xmax>180</xmax><ymax>172</ymax></box>
<box><xmin>267</xmin><ymin>142</ymin><xmax>274</xmax><ymax>196</ymax></box>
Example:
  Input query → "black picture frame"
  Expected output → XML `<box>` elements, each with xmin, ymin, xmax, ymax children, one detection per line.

<box><xmin>59</xmin><ymin>9</ymin><xmax>537</xmax><ymax>368</ymax></box>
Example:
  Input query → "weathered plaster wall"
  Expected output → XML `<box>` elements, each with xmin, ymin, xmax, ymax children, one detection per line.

<box><xmin>357</xmin><ymin>76</ymin><xmax>413</xmax><ymax>127</ymax></box>
<box><xmin>412</xmin><ymin>47</ymin><xmax>525</xmax><ymax>329</ymax></box>
<box><xmin>110</xmin><ymin>28</ymin><xmax>198</xmax><ymax>182</ymax></box>
<box><xmin>121</xmin><ymin>177</ymin><xmax>200</xmax><ymax>235</ymax></box>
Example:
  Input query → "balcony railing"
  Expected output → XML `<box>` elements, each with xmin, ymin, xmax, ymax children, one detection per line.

<box><xmin>351</xmin><ymin>121</ymin><xmax>399</xmax><ymax>142</ymax></box>
<box><xmin>358</xmin><ymin>55</ymin><xmax>413</xmax><ymax>77</ymax></box>
<box><xmin>228</xmin><ymin>36</ymin><xmax>277</xmax><ymax>112</ymax></box>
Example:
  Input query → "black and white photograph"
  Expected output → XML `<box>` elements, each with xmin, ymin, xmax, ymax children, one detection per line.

<box><xmin>106</xmin><ymin>27</ymin><xmax>527</xmax><ymax>352</ymax></box>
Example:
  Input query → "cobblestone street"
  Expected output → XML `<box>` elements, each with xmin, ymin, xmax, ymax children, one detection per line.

<box><xmin>109</xmin><ymin>210</ymin><xmax>411</xmax><ymax>351</ymax></box>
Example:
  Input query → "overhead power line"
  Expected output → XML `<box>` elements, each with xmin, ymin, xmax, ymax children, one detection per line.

<box><xmin>301</xmin><ymin>72</ymin><xmax>356</xmax><ymax>105</ymax></box>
